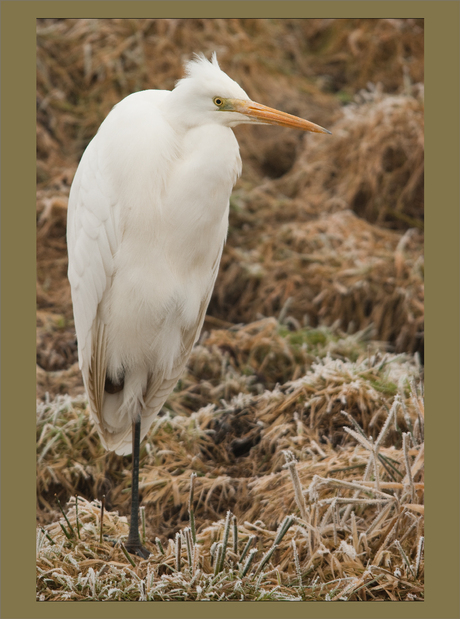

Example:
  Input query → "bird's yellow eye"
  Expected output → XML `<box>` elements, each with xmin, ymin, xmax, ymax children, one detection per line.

<box><xmin>213</xmin><ymin>97</ymin><xmax>224</xmax><ymax>107</ymax></box>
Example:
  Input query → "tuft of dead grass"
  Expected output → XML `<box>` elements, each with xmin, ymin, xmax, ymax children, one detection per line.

<box><xmin>277</xmin><ymin>90</ymin><xmax>424</xmax><ymax>230</ymax></box>
<box><xmin>212</xmin><ymin>211</ymin><xmax>424</xmax><ymax>355</ymax></box>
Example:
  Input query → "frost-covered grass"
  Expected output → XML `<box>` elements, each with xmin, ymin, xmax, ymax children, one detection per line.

<box><xmin>37</xmin><ymin>322</ymin><xmax>424</xmax><ymax>602</ymax></box>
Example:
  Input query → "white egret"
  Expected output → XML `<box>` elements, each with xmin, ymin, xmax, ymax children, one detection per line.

<box><xmin>67</xmin><ymin>53</ymin><xmax>330</xmax><ymax>557</ymax></box>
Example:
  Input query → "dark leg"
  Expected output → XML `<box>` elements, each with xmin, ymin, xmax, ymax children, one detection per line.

<box><xmin>124</xmin><ymin>418</ymin><xmax>150</xmax><ymax>558</ymax></box>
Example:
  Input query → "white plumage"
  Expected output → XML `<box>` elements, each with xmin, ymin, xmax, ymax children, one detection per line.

<box><xmin>67</xmin><ymin>53</ymin><xmax>330</xmax><ymax>457</ymax></box>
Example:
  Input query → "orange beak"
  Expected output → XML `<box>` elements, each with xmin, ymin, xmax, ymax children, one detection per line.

<box><xmin>231</xmin><ymin>99</ymin><xmax>331</xmax><ymax>134</ymax></box>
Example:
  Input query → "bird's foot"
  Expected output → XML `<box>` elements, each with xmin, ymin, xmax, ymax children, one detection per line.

<box><xmin>125</xmin><ymin>541</ymin><xmax>151</xmax><ymax>559</ymax></box>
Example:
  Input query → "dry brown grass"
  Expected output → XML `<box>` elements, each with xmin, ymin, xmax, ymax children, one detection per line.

<box><xmin>213</xmin><ymin>210</ymin><xmax>423</xmax><ymax>355</ymax></box>
<box><xmin>37</xmin><ymin>353</ymin><xmax>424</xmax><ymax>601</ymax></box>
<box><xmin>37</xmin><ymin>320</ymin><xmax>383</xmax><ymax>522</ymax></box>
<box><xmin>37</xmin><ymin>320</ymin><xmax>424</xmax><ymax>601</ymax></box>
<box><xmin>278</xmin><ymin>91</ymin><xmax>424</xmax><ymax>229</ymax></box>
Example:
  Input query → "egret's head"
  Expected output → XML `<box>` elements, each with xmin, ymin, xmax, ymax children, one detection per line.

<box><xmin>169</xmin><ymin>53</ymin><xmax>331</xmax><ymax>135</ymax></box>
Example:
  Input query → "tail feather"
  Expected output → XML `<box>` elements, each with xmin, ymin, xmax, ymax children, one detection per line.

<box><xmin>85</xmin><ymin>306</ymin><xmax>206</xmax><ymax>456</ymax></box>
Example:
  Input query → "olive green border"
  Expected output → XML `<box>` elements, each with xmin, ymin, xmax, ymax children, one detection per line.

<box><xmin>1</xmin><ymin>2</ymin><xmax>458</xmax><ymax>618</ymax></box>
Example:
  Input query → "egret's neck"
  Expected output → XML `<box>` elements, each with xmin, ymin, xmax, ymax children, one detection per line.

<box><xmin>162</xmin><ymin>123</ymin><xmax>242</xmax><ymax>273</ymax></box>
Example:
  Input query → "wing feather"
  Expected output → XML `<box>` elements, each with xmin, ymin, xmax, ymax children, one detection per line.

<box><xmin>67</xmin><ymin>130</ymin><xmax>123</xmax><ymax>457</ymax></box>
<box><xmin>67</xmin><ymin>141</ymin><xmax>118</xmax><ymax>372</ymax></box>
